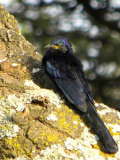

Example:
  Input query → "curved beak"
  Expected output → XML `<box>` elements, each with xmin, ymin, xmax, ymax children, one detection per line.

<box><xmin>44</xmin><ymin>44</ymin><xmax>61</xmax><ymax>50</ymax></box>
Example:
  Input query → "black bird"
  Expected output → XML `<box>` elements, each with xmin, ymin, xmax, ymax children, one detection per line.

<box><xmin>42</xmin><ymin>36</ymin><xmax>118</xmax><ymax>153</ymax></box>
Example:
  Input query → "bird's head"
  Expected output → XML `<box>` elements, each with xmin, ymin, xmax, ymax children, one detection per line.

<box><xmin>45</xmin><ymin>36</ymin><xmax>73</xmax><ymax>54</ymax></box>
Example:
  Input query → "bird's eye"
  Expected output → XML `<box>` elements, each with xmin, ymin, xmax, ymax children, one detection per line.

<box><xmin>62</xmin><ymin>45</ymin><xmax>67</xmax><ymax>52</ymax></box>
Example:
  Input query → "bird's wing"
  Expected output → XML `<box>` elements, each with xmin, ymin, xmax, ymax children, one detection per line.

<box><xmin>45</xmin><ymin>55</ymin><xmax>87</xmax><ymax>112</ymax></box>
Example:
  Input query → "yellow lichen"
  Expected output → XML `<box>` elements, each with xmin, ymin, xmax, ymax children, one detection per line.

<box><xmin>47</xmin><ymin>133</ymin><xmax>59</xmax><ymax>143</ymax></box>
<box><xmin>11</xmin><ymin>15</ymin><xmax>14</xmax><ymax>18</ymax></box>
<box><xmin>4</xmin><ymin>137</ymin><xmax>34</xmax><ymax>158</ymax></box>
<box><xmin>99</xmin><ymin>150</ymin><xmax>116</xmax><ymax>158</ymax></box>
<box><xmin>5</xmin><ymin>137</ymin><xmax>25</xmax><ymax>156</ymax></box>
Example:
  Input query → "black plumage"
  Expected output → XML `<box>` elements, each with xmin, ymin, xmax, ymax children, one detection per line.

<box><xmin>42</xmin><ymin>36</ymin><xmax>118</xmax><ymax>153</ymax></box>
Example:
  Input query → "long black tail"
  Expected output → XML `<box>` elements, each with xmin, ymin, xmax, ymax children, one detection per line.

<box><xmin>85</xmin><ymin>103</ymin><xmax>118</xmax><ymax>153</ymax></box>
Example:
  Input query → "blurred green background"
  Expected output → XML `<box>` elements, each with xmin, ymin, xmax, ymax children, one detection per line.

<box><xmin>2</xmin><ymin>0</ymin><xmax>120</xmax><ymax>109</ymax></box>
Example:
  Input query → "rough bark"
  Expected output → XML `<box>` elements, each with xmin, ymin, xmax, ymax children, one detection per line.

<box><xmin>0</xmin><ymin>3</ymin><xmax>120</xmax><ymax>160</ymax></box>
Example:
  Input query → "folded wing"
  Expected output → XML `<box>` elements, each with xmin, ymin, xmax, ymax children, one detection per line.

<box><xmin>45</xmin><ymin>56</ymin><xmax>87</xmax><ymax>112</ymax></box>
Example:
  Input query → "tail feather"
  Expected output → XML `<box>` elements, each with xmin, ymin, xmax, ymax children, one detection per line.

<box><xmin>85</xmin><ymin>104</ymin><xmax>118</xmax><ymax>153</ymax></box>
